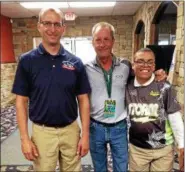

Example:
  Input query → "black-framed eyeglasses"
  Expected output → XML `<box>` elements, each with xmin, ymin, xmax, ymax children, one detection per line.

<box><xmin>39</xmin><ymin>21</ymin><xmax>63</xmax><ymax>29</ymax></box>
<box><xmin>134</xmin><ymin>60</ymin><xmax>155</xmax><ymax>67</ymax></box>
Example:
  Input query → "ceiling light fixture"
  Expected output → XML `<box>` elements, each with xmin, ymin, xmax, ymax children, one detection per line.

<box><xmin>20</xmin><ymin>2</ymin><xmax>69</xmax><ymax>9</ymax></box>
<box><xmin>69</xmin><ymin>2</ymin><xmax>116</xmax><ymax>8</ymax></box>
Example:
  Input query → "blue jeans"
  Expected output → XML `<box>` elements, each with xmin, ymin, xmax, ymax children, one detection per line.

<box><xmin>90</xmin><ymin>119</ymin><xmax>128</xmax><ymax>172</ymax></box>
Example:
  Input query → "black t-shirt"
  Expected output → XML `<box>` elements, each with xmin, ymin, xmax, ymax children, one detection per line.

<box><xmin>126</xmin><ymin>79</ymin><xmax>181</xmax><ymax>149</ymax></box>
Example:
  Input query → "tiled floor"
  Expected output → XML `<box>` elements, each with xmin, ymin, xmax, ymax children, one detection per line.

<box><xmin>0</xmin><ymin>105</ymin><xmax>180</xmax><ymax>172</ymax></box>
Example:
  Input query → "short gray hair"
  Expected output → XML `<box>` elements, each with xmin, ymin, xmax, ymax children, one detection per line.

<box><xmin>92</xmin><ymin>22</ymin><xmax>115</xmax><ymax>40</ymax></box>
<box><xmin>38</xmin><ymin>7</ymin><xmax>64</xmax><ymax>23</ymax></box>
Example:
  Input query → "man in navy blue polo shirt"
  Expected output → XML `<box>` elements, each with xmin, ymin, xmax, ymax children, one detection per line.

<box><xmin>12</xmin><ymin>7</ymin><xmax>91</xmax><ymax>172</ymax></box>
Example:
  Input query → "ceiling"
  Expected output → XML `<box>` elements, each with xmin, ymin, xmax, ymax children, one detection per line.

<box><xmin>1</xmin><ymin>1</ymin><xmax>145</xmax><ymax>18</ymax></box>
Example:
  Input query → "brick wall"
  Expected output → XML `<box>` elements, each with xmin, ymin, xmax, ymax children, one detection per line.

<box><xmin>12</xmin><ymin>16</ymin><xmax>133</xmax><ymax>61</ymax></box>
<box><xmin>132</xmin><ymin>1</ymin><xmax>161</xmax><ymax>51</ymax></box>
<box><xmin>173</xmin><ymin>1</ymin><xmax>184</xmax><ymax>112</ymax></box>
<box><xmin>1</xmin><ymin>63</ymin><xmax>17</xmax><ymax>108</ymax></box>
<box><xmin>133</xmin><ymin>1</ymin><xmax>184</xmax><ymax>111</ymax></box>
<box><xmin>2</xmin><ymin>2</ymin><xmax>184</xmax><ymax>109</ymax></box>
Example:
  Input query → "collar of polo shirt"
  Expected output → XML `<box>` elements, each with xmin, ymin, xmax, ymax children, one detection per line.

<box><xmin>38</xmin><ymin>43</ymin><xmax>66</xmax><ymax>57</ymax></box>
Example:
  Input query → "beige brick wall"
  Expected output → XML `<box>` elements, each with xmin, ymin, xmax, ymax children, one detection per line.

<box><xmin>133</xmin><ymin>1</ymin><xmax>184</xmax><ymax>111</ymax></box>
<box><xmin>2</xmin><ymin>2</ymin><xmax>184</xmax><ymax>109</ymax></box>
<box><xmin>173</xmin><ymin>1</ymin><xmax>184</xmax><ymax>112</ymax></box>
<box><xmin>1</xmin><ymin>15</ymin><xmax>133</xmax><ymax>108</ymax></box>
<box><xmin>1</xmin><ymin>63</ymin><xmax>17</xmax><ymax>108</ymax></box>
<box><xmin>132</xmin><ymin>1</ymin><xmax>161</xmax><ymax>52</ymax></box>
<box><xmin>12</xmin><ymin>16</ymin><xmax>134</xmax><ymax>61</ymax></box>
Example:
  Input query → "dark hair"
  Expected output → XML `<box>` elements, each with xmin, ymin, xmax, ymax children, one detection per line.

<box><xmin>134</xmin><ymin>48</ymin><xmax>155</xmax><ymax>60</ymax></box>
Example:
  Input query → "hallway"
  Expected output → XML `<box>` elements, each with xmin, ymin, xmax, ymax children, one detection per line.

<box><xmin>1</xmin><ymin>1</ymin><xmax>184</xmax><ymax>172</ymax></box>
<box><xmin>1</xmin><ymin>110</ymin><xmax>94</xmax><ymax>171</ymax></box>
<box><xmin>1</xmin><ymin>106</ymin><xmax>180</xmax><ymax>172</ymax></box>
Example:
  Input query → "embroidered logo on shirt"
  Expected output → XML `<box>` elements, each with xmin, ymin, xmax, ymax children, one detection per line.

<box><xmin>62</xmin><ymin>61</ymin><xmax>75</xmax><ymax>70</ymax></box>
<box><xmin>150</xmin><ymin>90</ymin><xmax>160</xmax><ymax>96</ymax></box>
<box><xmin>115</xmin><ymin>75</ymin><xmax>123</xmax><ymax>79</ymax></box>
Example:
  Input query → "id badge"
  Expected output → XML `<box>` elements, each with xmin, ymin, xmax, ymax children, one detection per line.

<box><xmin>103</xmin><ymin>99</ymin><xmax>116</xmax><ymax>118</ymax></box>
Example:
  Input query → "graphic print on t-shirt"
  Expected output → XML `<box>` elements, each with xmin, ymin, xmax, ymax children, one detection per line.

<box><xmin>129</xmin><ymin>103</ymin><xmax>159</xmax><ymax>123</ymax></box>
<box><xmin>126</xmin><ymin>80</ymin><xmax>180</xmax><ymax>149</ymax></box>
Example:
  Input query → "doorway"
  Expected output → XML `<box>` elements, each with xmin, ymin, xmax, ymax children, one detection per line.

<box><xmin>33</xmin><ymin>36</ymin><xmax>96</xmax><ymax>64</ymax></box>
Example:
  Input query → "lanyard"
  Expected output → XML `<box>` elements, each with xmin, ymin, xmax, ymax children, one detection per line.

<box><xmin>101</xmin><ymin>67</ymin><xmax>113</xmax><ymax>98</ymax></box>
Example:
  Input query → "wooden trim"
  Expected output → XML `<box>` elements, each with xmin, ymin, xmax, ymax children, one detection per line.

<box><xmin>134</xmin><ymin>34</ymin><xmax>139</xmax><ymax>54</ymax></box>
<box><xmin>150</xmin><ymin>24</ymin><xmax>156</xmax><ymax>44</ymax></box>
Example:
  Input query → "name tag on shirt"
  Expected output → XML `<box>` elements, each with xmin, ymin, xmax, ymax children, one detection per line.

<box><xmin>103</xmin><ymin>99</ymin><xmax>116</xmax><ymax>118</ymax></box>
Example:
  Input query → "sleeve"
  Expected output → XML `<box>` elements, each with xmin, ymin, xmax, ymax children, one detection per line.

<box><xmin>120</xmin><ymin>59</ymin><xmax>134</xmax><ymax>82</ymax></box>
<box><xmin>164</xmin><ymin>84</ymin><xmax>181</xmax><ymax>114</ymax></box>
<box><xmin>75</xmin><ymin>60</ymin><xmax>91</xmax><ymax>95</ymax></box>
<box><xmin>168</xmin><ymin>111</ymin><xmax>184</xmax><ymax>148</ymax></box>
<box><xmin>12</xmin><ymin>57</ymin><xmax>30</xmax><ymax>97</ymax></box>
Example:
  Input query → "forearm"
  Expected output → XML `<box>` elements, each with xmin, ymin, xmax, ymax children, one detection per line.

<box><xmin>16</xmin><ymin>95</ymin><xmax>29</xmax><ymax>141</ymax></box>
<box><xmin>168</xmin><ymin>111</ymin><xmax>184</xmax><ymax>149</ymax></box>
<box><xmin>78</xmin><ymin>94</ymin><xmax>90</xmax><ymax>137</ymax></box>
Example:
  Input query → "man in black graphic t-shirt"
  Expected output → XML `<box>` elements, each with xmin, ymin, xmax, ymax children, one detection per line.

<box><xmin>126</xmin><ymin>48</ymin><xmax>184</xmax><ymax>172</ymax></box>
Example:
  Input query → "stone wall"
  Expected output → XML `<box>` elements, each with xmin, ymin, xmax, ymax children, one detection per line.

<box><xmin>133</xmin><ymin>1</ymin><xmax>184</xmax><ymax>111</ymax></box>
<box><xmin>2</xmin><ymin>2</ymin><xmax>184</xmax><ymax>109</ymax></box>
<box><xmin>12</xmin><ymin>16</ymin><xmax>133</xmax><ymax>61</ymax></box>
<box><xmin>1</xmin><ymin>63</ymin><xmax>17</xmax><ymax>108</ymax></box>
<box><xmin>1</xmin><ymin>15</ymin><xmax>133</xmax><ymax>108</ymax></box>
<box><xmin>173</xmin><ymin>1</ymin><xmax>184</xmax><ymax>112</ymax></box>
<box><xmin>132</xmin><ymin>1</ymin><xmax>161</xmax><ymax>50</ymax></box>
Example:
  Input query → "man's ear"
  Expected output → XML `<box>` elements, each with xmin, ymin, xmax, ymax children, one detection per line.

<box><xmin>61</xmin><ymin>25</ymin><xmax>66</xmax><ymax>36</ymax></box>
<box><xmin>152</xmin><ymin>63</ymin><xmax>156</xmax><ymax>72</ymax></box>
<box><xmin>131</xmin><ymin>61</ymin><xmax>135</xmax><ymax>71</ymax></box>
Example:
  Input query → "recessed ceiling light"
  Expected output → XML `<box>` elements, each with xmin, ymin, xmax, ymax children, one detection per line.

<box><xmin>20</xmin><ymin>2</ymin><xmax>69</xmax><ymax>9</ymax></box>
<box><xmin>69</xmin><ymin>2</ymin><xmax>116</xmax><ymax>8</ymax></box>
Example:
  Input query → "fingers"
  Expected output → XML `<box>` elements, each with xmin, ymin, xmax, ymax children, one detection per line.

<box><xmin>23</xmin><ymin>149</ymin><xmax>38</xmax><ymax>161</ymax></box>
<box><xmin>154</xmin><ymin>69</ymin><xmax>167</xmax><ymax>81</ymax></box>
<box><xmin>24</xmin><ymin>151</ymin><xmax>36</xmax><ymax>161</ymax></box>
<box><xmin>32</xmin><ymin>146</ymin><xmax>39</xmax><ymax>157</ymax></box>
<box><xmin>179</xmin><ymin>149</ymin><xmax>184</xmax><ymax>172</ymax></box>
<box><xmin>77</xmin><ymin>142</ymin><xmax>81</xmax><ymax>159</ymax></box>
<box><xmin>77</xmin><ymin>143</ymin><xmax>89</xmax><ymax>158</ymax></box>
<box><xmin>22</xmin><ymin>140</ymin><xmax>39</xmax><ymax>161</ymax></box>
<box><xmin>80</xmin><ymin>148</ymin><xmax>89</xmax><ymax>157</ymax></box>
<box><xmin>77</xmin><ymin>146</ymin><xmax>88</xmax><ymax>158</ymax></box>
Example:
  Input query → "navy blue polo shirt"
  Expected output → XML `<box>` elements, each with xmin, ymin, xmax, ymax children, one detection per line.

<box><xmin>12</xmin><ymin>43</ymin><xmax>91</xmax><ymax>127</ymax></box>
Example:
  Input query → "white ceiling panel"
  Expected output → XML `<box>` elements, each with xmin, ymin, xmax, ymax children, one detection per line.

<box><xmin>113</xmin><ymin>2</ymin><xmax>143</xmax><ymax>15</ymax></box>
<box><xmin>1</xmin><ymin>1</ymin><xmax>145</xmax><ymax>18</ymax></box>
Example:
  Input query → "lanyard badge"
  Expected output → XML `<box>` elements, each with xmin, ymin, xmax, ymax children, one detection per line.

<box><xmin>104</xmin><ymin>99</ymin><xmax>116</xmax><ymax>118</ymax></box>
<box><xmin>101</xmin><ymin>67</ymin><xmax>116</xmax><ymax>118</ymax></box>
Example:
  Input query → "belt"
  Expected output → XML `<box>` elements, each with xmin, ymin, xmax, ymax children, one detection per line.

<box><xmin>90</xmin><ymin>117</ymin><xmax>126</xmax><ymax>127</ymax></box>
<box><xmin>34</xmin><ymin>122</ymin><xmax>65</xmax><ymax>128</ymax></box>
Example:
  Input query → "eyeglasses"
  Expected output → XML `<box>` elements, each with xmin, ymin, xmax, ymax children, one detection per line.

<box><xmin>39</xmin><ymin>21</ymin><xmax>63</xmax><ymax>29</ymax></box>
<box><xmin>134</xmin><ymin>60</ymin><xmax>155</xmax><ymax>67</ymax></box>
